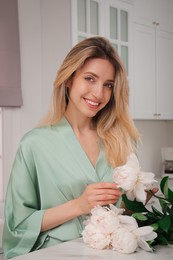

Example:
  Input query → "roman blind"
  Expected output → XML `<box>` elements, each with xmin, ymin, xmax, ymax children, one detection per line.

<box><xmin>0</xmin><ymin>0</ymin><xmax>23</xmax><ymax>107</ymax></box>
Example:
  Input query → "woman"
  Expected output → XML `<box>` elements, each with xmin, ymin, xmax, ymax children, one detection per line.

<box><xmin>3</xmin><ymin>36</ymin><xmax>140</xmax><ymax>258</ymax></box>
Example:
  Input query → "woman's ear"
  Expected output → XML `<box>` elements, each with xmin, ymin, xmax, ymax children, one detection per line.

<box><xmin>66</xmin><ymin>79</ymin><xmax>71</xmax><ymax>88</ymax></box>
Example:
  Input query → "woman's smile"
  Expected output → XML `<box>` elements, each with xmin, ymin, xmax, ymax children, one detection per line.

<box><xmin>84</xmin><ymin>98</ymin><xmax>100</xmax><ymax>109</ymax></box>
<box><xmin>65</xmin><ymin>58</ymin><xmax>115</xmax><ymax>120</ymax></box>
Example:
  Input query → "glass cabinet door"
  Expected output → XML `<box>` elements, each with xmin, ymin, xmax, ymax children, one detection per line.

<box><xmin>72</xmin><ymin>0</ymin><xmax>133</xmax><ymax>75</ymax></box>
<box><xmin>76</xmin><ymin>0</ymin><xmax>101</xmax><ymax>42</ymax></box>
<box><xmin>106</xmin><ymin>1</ymin><xmax>131</xmax><ymax>75</ymax></box>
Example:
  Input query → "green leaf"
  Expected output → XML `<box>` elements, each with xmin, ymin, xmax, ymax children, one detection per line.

<box><xmin>132</xmin><ymin>213</ymin><xmax>148</xmax><ymax>221</ymax></box>
<box><xmin>158</xmin><ymin>215</ymin><xmax>171</xmax><ymax>232</ymax></box>
<box><xmin>151</xmin><ymin>205</ymin><xmax>163</xmax><ymax>217</ymax></box>
<box><xmin>168</xmin><ymin>188</ymin><xmax>173</xmax><ymax>203</ymax></box>
<box><xmin>160</xmin><ymin>176</ymin><xmax>169</xmax><ymax>198</ymax></box>
<box><xmin>151</xmin><ymin>223</ymin><xmax>159</xmax><ymax>231</ymax></box>
<box><xmin>122</xmin><ymin>194</ymin><xmax>149</xmax><ymax>213</ymax></box>
<box><xmin>156</xmin><ymin>234</ymin><xmax>169</xmax><ymax>245</ymax></box>
<box><xmin>159</xmin><ymin>199</ymin><xmax>170</xmax><ymax>214</ymax></box>
<box><xmin>168</xmin><ymin>206</ymin><xmax>173</xmax><ymax>222</ymax></box>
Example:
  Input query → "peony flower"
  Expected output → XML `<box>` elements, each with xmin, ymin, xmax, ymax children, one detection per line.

<box><xmin>82</xmin><ymin>204</ymin><xmax>157</xmax><ymax>254</ymax></box>
<box><xmin>133</xmin><ymin>226</ymin><xmax>157</xmax><ymax>252</ymax></box>
<box><xmin>111</xmin><ymin>227</ymin><xmax>138</xmax><ymax>254</ymax></box>
<box><xmin>82</xmin><ymin>223</ymin><xmax>112</xmax><ymax>249</ymax></box>
<box><xmin>113</xmin><ymin>153</ymin><xmax>156</xmax><ymax>204</ymax></box>
<box><xmin>118</xmin><ymin>215</ymin><xmax>138</xmax><ymax>231</ymax></box>
<box><xmin>88</xmin><ymin>205</ymin><xmax>120</xmax><ymax>233</ymax></box>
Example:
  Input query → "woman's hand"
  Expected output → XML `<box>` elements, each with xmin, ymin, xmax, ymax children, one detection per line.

<box><xmin>76</xmin><ymin>182</ymin><xmax>122</xmax><ymax>215</ymax></box>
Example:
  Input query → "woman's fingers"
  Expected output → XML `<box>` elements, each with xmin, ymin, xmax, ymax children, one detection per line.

<box><xmin>77</xmin><ymin>182</ymin><xmax>122</xmax><ymax>214</ymax></box>
<box><xmin>86</xmin><ymin>182</ymin><xmax>122</xmax><ymax>205</ymax></box>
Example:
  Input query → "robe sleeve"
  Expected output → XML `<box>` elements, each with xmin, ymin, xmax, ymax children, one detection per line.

<box><xmin>2</xmin><ymin>141</ymin><xmax>46</xmax><ymax>259</ymax></box>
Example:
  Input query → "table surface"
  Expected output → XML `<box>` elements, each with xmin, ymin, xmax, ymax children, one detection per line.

<box><xmin>10</xmin><ymin>238</ymin><xmax>173</xmax><ymax>260</ymax></box>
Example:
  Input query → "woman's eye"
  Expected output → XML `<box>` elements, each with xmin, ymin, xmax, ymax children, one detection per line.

<box><xmin>105</xmin><ymin>83</ymin><xmax>114</xmax><ymax>88</ymax></box>
<box><xmin>85</xmin><ymin>76</ymin><xmax>94</xmax><ymax>82</ymax></box>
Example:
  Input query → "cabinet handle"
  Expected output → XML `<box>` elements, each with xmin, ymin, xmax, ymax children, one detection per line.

<box><xmin>153</xmin><ymin>113</ymin><xmax>161</xmax><ymax>117</ymax></box>
<box><xmin>152</xmin><ymin>22</ymin><xmax>160</xmax><ymax>26</ymax></box>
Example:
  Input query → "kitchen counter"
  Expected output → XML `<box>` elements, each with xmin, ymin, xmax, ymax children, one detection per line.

<box><xmin>8</xmin><ymin>238</ymin><xmax>173</xmax><ymax>260</ymax></box>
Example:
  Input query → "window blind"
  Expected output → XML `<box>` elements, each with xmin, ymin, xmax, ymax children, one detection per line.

<box><xmin>0</xmin><ymin>0</ymin><xmax>23</xmax><ymax>107</ymax></box>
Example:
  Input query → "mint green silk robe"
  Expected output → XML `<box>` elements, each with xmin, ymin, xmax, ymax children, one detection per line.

<box><xmin>3</xmin><ymin>117</ymin><xmax>113</xmax><ymax>258</ymax></box>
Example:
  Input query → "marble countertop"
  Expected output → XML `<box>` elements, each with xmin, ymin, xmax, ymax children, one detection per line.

<box><xmin>10</xmin><ymin>238</ymin><xmax>173</xmax><ymax>260</ymax></box>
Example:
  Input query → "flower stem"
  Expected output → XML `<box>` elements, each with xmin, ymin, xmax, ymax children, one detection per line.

<box><xmin>148</xmin><ymin>190</ymin><xmax>170</xmax><ymax>203</ymax></box>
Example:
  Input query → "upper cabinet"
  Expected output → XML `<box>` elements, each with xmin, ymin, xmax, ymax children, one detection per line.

<box><xmin>72</xmin><ymin>0</ymin><xmax>133</xmax><ymax>79</ymax></box>
<box><xmin>134</xmin><ymin>0</ymin><xmax>173</xmax><ymax>33</ymax></box>
<box><xmin>133</xmin><ymin>0</ymin><xmax>173</xmax><ymax>120</ymax></box>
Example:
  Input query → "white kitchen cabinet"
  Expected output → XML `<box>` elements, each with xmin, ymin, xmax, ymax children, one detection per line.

<box><xmin>72</xmin><ymin>0</ymin><xmax>134</xmax><ymax>112</ymax></box>
<box><xmin>156</xmin><ymin>30</ymin><xmax>173</xmax><ymax>119</ymax></box>
<box><xmin>72</xmin><ymin>0</ymin><xmax>133</xmax><ymax>77</ymax></box>
<box><xmin>133</xmin><ymin>0</ymin><xmax>173</xmax><ymax>120</ymax></box>
<box><xmin>134</xmin><ymin>0</ymin><xmax>173</xmax><ymax>33</ymax></box>
<box><xmin>133</xmin><ymin>23</ymin><xmax>173</xmax><ymax>119</ymax></box>
<box><xmin>133</xmin><ymin>24</ymin><xmax>156</xmax><ymax>119</ymax></box>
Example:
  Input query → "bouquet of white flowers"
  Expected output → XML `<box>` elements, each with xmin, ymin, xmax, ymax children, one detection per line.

<box><xmin>82</xmin><ymin>153</ymin><xmax>173</xmax><ymax>254</ymax></box>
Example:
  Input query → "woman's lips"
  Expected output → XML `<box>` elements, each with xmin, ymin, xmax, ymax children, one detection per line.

<box><xmin>84</xmin><ymin>98</ymin><xmax>100</xmax><ymax>108</ymax></box>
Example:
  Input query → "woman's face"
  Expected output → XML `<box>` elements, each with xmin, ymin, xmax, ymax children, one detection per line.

<box><xmin>66</xmin><ymin>58</ymin><xmax>115</xmax><ymax>120</ymax></box>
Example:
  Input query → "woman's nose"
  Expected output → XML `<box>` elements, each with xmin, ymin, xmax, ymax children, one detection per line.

<box><xmin>92</xmin><ymin>84</ymin><xmax>103</xmax><ymax>99</ymax></box>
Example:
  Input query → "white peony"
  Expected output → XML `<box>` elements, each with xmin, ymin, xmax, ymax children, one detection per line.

<box><xmin>118</xmin><ymin>215</ymin><xmax>138</xmax><ymax>231</ymax></box>
<box><xmin>82</xmin><ymin>224</ymin><xmax>112</xmax><ymax>249</ymax></box>
<box><xmin>133</xmin><ymin>226</ymin><xmax>157</xmax><ymax>251</ymax></box>
<box><xmin>111</xmin><ymin>227</ymin><xmax>138</xmax><ymax>254</ymax></box>
<box><xmin>82</xmin><ymin>205</ymin><xmax>158</xmax><ymax>254</ymax></box>
<box><xmin>89</xmin><ymin>205</ymin><xmax>120</xmax><ymax>233</ymax></box>
<box><xmin>113</xmin><ymin>153</ymin><xmax>156</xmax><ymax>204</ymax></box>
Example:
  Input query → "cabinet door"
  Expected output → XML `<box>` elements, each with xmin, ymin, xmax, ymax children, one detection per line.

<box><xmin>134</xmin><ymin>0</ymin><xmax>156</xmax><ymax>27</ymax></box>
<box><xmin>104</xmin><ymin>0</ymin><xmax>133</xmax><ymax>75</ymax></box>
<box><xmin>156</xmin><ymin>0</ymin><xmax>173</xmax><ymax>33</ymax></box>
<box><xmin>72</xmin><ymin>0</ymin><xmax>104</xmax><ymax>44</ymax></box>
<box><xmin>72</xmin><ymin>0</ymin><xmax>133</xmax><ymax>74</ymax></box>
<box><xmin>134</xmin><ymin>0</ymin><xmax>173</xmax><ymax>33</ymax></box>
<box><xmin>156</xmin><ymin>30</ymin><xmax>173</xmax><ymax>119</ymax></box>
<box><xmin>133</xmin><ymin>24</ymin><xmax>156</xmax><ymax>119</ymax></box>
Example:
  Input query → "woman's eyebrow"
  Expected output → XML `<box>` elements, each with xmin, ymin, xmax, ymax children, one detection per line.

<box><xmin>83</xmin><ymin>72</ymin><xmax>114</xmax><ymax>82</ymax></box>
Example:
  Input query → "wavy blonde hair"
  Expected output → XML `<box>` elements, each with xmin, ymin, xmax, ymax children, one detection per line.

<box><xmin>40</xmin><ymin>36</ymin><xmax>140</xmax><ymax>167</ymax></box>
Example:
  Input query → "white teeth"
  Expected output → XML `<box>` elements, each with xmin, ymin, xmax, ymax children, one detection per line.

<box><xmin>85</xmin><ymin>99</ymin><xmax>99</xmax><ymax>106</ymax></box>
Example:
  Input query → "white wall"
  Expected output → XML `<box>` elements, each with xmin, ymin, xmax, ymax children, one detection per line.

<box><xmin>2</xmin><ymin>0</ymin><xmax>173</xmax><ymax>200</ymax></box>
<box><xmin>166</xmin><ymin>121</ymin><xmax>173</xmax><ymax>146</ymax></box>
<box><xmin>2</xmin><ymin>0</ymin><xmax>72</xmax><ymax>197</ymax></box>
<box><xmin>134</xmin><ymin>120</ymin><xmax>169</xmax><ymax>175</ymax></box>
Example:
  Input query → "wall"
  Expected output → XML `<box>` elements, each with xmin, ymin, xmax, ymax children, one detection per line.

<box><xmin>167</xmin><ymin>121</ymin><xmax>173</xmax><ymax>146</ymax></box>
<box><xmin>2</xmin><ymin>0</ymin><xmax>72</xmax><ymax>197</ymax></box>
<box><xmin>2</xmin><ymin>0</ymin><xmax>173</xmax><ymax>200</ymax></box>
<box><xmin>134</xmin><ymin>120</ymin><xmax>169</xmax><ymax>175</ymax></box>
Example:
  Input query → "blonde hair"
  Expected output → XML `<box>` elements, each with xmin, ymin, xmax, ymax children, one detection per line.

<box><xmin>40</xmin><ymin>36</ymin><xmax>140</xmax><ymax>167</ymax></box>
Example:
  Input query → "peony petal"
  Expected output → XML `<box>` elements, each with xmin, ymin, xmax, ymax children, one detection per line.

<box><xmin>126</xmin><ymin>190</ymin><xmax>136</xmax><ymax>201</ymax></box>
<box><xmin>113</xmin><ymin>166</ymin><xmax>138</xmax><ymax>191</ymax></box>
<box><xmin>133</xmin><ymin>226</ymin><xmax>157</xmax><ymax>241</ymax></box>
<box><xmin>137</xmin><ymin>239</ymin><xmax>153</xmax><ymax>251</ymax></box>
<box><xmin>126</xmin><ymin>153</ymin><xmax>140</xmax><ymax>170</ymax></box>
<box><xmin>118</xmin><ymin>215</ymin><xmax>138</xmax><ymax>231</ymax></box>
<box><xmin>109</xmin><ymin>204</ymin><xmax>125</xmax><ymax>215</ymax></box>
<box><xmin>112</xmin><ymin>228</ymin><xmax>138</xmax><ymax>254</ymax></box>
<box><xmin>139</xmin><ymin>172</ymin><xmax>157</xmax><ymax>190</ymax></box>
<box><xmin>134</xmin><ymin>183</ymin><xmax>147</xmax><ymax>203</ymax></box>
